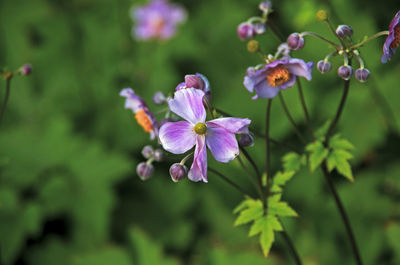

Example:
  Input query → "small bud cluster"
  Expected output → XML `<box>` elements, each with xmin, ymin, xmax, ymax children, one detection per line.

<box><xmin>136</xmin><ymin>145</ymin><xmax>165</xmax><ymax>180</ymax></box>
<box><xmin>237</xmin><ymin>1</ymin><xmax>272</xmax><ymax>41</ymax></box>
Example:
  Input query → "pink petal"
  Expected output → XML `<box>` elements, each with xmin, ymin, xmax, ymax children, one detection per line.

<box><xmin>168</xmin><ymin>88</ymin><xmax>206</xmax><ymax>124</ymax></box>
<box><xmin>206</xmin><ymin>126</ymin><xmax>239</xmax><ymax>163</ymax></box>
<box><xmin>207</xmin><ymin>117</ymin><xmax>251</xmax><ymax>134</ymax></box>
<box><xmin>159</xmin><ymin>121</ymin><xmax>196</xmax><ymax>154</ymax></box>
<box><xmin>188</xmin><ymin>136</ymin><xmax>208</xmax><ymax>182</ymax></box>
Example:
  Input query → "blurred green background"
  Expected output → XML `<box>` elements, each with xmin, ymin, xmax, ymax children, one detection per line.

<box><xmin>1</xmin><ymin>0</ymin><xmax>400</xmax><ymax>264</ymax></box>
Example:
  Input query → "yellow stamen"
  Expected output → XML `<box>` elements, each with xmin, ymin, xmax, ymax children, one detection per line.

<box><xmin>194</xmin><ymin>122</ymin><xmax>207</xmax><ymax>135</ymax></box>
<box><xmin>390</xmin><ymin>25</ymin><xmax>400</xmax><ymax>49</ymax></box>
<box><xmin>267</xmin><ymin>67</ymin><xmax>291</xmax><ymax>87</ymax></box>
<box><xmin>151</xmin><ymin>17</ymin><xmax>165</xmax><ymax>35</ymax></box>
<box><xmin>135</xmin><ymin>109</ymin><xmax>153</xmax><ymax>133</ymax></box>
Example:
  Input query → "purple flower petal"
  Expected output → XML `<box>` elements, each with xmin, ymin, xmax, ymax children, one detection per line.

<box><xmin>382</xmin><ymin>10</ymin><xmax>400</xmax><ymax>63</ymax></box>
<box><xmin>168</xmin><ymin>88</ymin><xmax>206</xmax><ymax>124</ymax></box>
<box><xmin>206</xmin><ymin>117</ymin><xmax>251</xmax><ymax>134</ymax></box>
<box><xmin>120</xmin><ymin>88</ymin><xmax>146</xmax><ymax>111</ymax></box>
<box><xmin>206</xmin><ymin>126</ymin><xmax>239</xmax><ymax>163</ymax></box>
<box><xmin>188</xmin><ymin>136</ymin><xmax>207</xmax><ymax>182</ymax></box>
<box><xmin>253</xmin><ymin>79</ymin><xmax>280</xmax><ymax>99</ymax></box>
<box><xmin>159</xmin><ymin>121</ymin><xmax>196</xmax><ymax>154</ymax></box>
<box><xmin>243</xmin><ymin>68</ymin><xmax>268</xmax><ymax>93</ymax></box>
<box><xmin>284</xmin><ymin>59</ymin><xmax>314</xmax><ymax>81</ymax></box>
<box><xmin>279</xmin><ymin>75</ymin><xmax>296</xmax><ymax>90</ymax></box>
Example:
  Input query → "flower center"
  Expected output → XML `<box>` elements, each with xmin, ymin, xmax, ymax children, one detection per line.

<box><xmin>267</xmin><ymin>67</ymin><xmax>291</xmax><ymax>87</ymax></box>
<box><xmin>151</xmin><ymin>17</ymin><xmax>165</xmax><ymax>35</ymax></box>
<box><xmin>194</xmin><ymin>122</ymin><xmax>207</xmax><ymax>135</ymax></box>
<box><xmin>390</xmin><ymin>25</ymin><xmax>400</xmax><ymax>49</ymax></box>
<box><xmin>135</xmin><ymin>109</ymin><xmax>153</xmax><ymax>133</ymax></box>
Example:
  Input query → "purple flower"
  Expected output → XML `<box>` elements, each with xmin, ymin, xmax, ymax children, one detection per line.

<box><xmin>120</xmin><ymin>88</ymin><xmax>158</xmax><ymax>139</ymax></box>
<box><xmin>131</xmin><ymin>0</ymin><xmax>186</xmax><ymax>41</ymax></box>
<box><xmin>244</xmin><ymin>58</ymin><xmax>313</xmax><ymax>99</ymax></box>
<box><xmin>175</xmin><ymin>73</ymin><xmax>211</xmax><ymax>100</ymax></box>
<box><xmin>382</xmin><ymin>10</ymin><xmax>400</xmax><ymax>63</ymax></box>
<box><xmin>159</xmin><ymin>88</ymin><xmax>251</xmax><ymax>182</ymax></box>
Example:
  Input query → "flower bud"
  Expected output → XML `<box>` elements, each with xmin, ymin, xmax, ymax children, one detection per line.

<box><xmin>141</xmin><ymin>145</ymin><xmax>154</xmax><ymax>159</ymax></box>
<box><xmin>355</xmin><ymin>68</ymin><xmax>370</xmax><ymax>83</ymax></box>
<box><xmin>185</xmin><ymin>74</ymin><xmax>205</xmax><ymax>90</ymax></box>
<box><xmin>137</xmin><ymin>162</ymin><xmax>154</xmax><ymax>180</ymax></box>
<box><xmin>247</xmin><ymin>40</ymin><xmax>259</xmax><ymax>53</ymax></box>
<box><xmin>237</xmin><ymin>23</ymin><xmax>255</xmax><ymax>40</ymax></box>
<box><xmin>317</xmin><ymin>60</ymin><xmax>332</xmax><ymax>73</ymax></box>
<box><xmin>316</xmin><ymin>10</ymin><xmax>328</xmax><ymax>21</ymax></box>
<box><xmin>20</xmin><ymin>64</ymin><xmax>32</xmax><ymax>76</ymax></box>
<box><xmin>259</xmin><ymin>1</ymin><xmax>272</xmax><ymax>12</ymax></box>
<box><xmin>152</xmin><ymin>91</ymin><xmax>166</xmax><ymax>105</ymax></box>
<box><xmin>287</xmin><ymin>33</ymin><xmax>304</xmax><ymax>50</ymax></box>
<box><xmin>254</xmin><ymin>23</ymin><xmax>266</xmax><ymax>35</ymax></box>
<box><xmin>336</xmin><ymin>25</ymin><xmax>353</xmax><ymax>38</ymax></box>
<box><xmin>169</xmin><ymin>163</ymin><xmax>188</xmax><ymax>182</ymax></box>
<box><xmin>239</xmin><ymin>132</ymin><xmax>255</xmax><ymax>147</ymax></box>
<box><xmin>337</xmin><ymin>65</ymin><xmax>353</xmax><ymax>80</ymax></box>
<box><xmin>153</xmin><ymin>149</ymin><xmax>164</xmax><ymax>162</ymax></box>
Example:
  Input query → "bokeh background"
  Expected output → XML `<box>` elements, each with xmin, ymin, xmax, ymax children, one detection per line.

<box><xmin>1</xmin><ymin>0</ymin><xmax>400</xmax><ymax>264</ymax></box>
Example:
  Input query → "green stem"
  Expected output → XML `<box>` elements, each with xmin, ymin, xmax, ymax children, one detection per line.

<box><xmin>296</xmin><ymin>79</ymin><xmax>315</xmax><ymax>140</ymax></box>
<box><xmin>280</xmin><ymin>224</ymin><xmax>303</xmax><ymax>265</ymax></box>
<box><xmin>349</xmin><ymin>31</ymin><xmax>389</xmax><ymax>50</ymax></box>
<box><xmin>301</xmin><ymin>32</ymin><xmax>340</xmax><ymax>50</ymax></box>
<box><xmin>237</xmin><ymin>155</ymin><xmax>264</xmax><ymax>202</ymax></box>
<box><xmin>209</xmin><ymin>168</ymin><xmax>254</xmax><ymax>198</ymax></box>
<box><xmin>324</xmin><ymin>18</ymin><xmax>346</xmax><ymax>48</ymax></box>
<box><xmin>279</xmin><ymin>93</ymin><xmax>307</xmax><ymax>144</ymax></box>
<box><xmin>265</xmin><ymin>99</ymin><xmax>273</xmax><ymax>204</ymax></box>
<box><xmin>0</xmin><ymin>77</ymin><xmax>12</xmax><ymax>128</ymax></box>
<box><xmin>240</xmin><ymin>147</ymin><xmax>262</xmax><ymax>181</ymax></box>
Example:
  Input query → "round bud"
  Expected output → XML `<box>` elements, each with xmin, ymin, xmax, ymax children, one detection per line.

<box><xmin>259</xmin><ymin>1</ymin><xmax>272</xmax><ymax>12</ymax></box>
<box><xmin>254</xmin><ymin>23</ymin><xmax>266</xmax><ymax>35</ymax></box>
<box><xmin>355</xmin><ymin>68</ymin><xmax>370</xmax><ymax>83</ymax></box>
<box><xmin>316</xmin><ymin>10</ymin><xmax>328</xmax><ymax>21</ymax></box>
<box><xmin>336</xmin><ymin>25</ymin><xmax>353</xmax><ymax>38</ymax></box>
<box><xmin>153</xmin><ymin>149</ymin><xmax>164</xmax><ymax>162</ymax></box>
<box><xmin>337</xmin><ymin>65</ymin><xmax>354</xmax><ymax>80</ymax></box>
<box><xmin>247</xmin><ymin>40</ymin><xmax>260</xmax><ymax>53</ymax></box>
<box><xmin>185</xmin><ymin>74</ymin><xmax>205</xmax><ymax>91</ymax></box>
<box><xmin>152</xmin><ymin>91</ymin><xmax>166</xmax><ymax>105</ymax></box>
<box><xmin>237</xmin><ymin>23</ymin><xmax>255</xmax><ymax>40</ymax></box>
<box><xmin>136</xmin><ymin>162</ymin><xmax>154</xmax><ymax>180</ymax></box>
<box><xmin>169</xmin><ymin>163</ymin><xmax>188</xmax><ymax>182</ymax></box>
<box><xmin>141</xmin><ymin>145</ymin><xmax>154</xmax><ymax>159</ymax></box>
<box><xmin>20</xmin><ymin>64</ymin><xmax>32</xmax><ymax>76</ymax></box>
<box><xmin>317</xmin><ymin>60</ymin><xmax>332</xmax><ymax>74</ymax></box>
<box><xmin>287</xmin><ymin>33</ymin><xmax>304</xmax><ymax>50</ymax></box>
<box><xmin>239</xmin><ymin>133</ymin><xmax>255</xmax><ymax>147</ymax></box>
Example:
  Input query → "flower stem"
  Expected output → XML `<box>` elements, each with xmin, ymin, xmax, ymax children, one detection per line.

<box><xmin>0</xmin><ymin>75</ymin><xmax>12</xmax><ymax>128</ymax></box>
<box><xmin>280</xmin><ymin>224</ymin><xmax>303</xmax><ymax>265</ymax></box>
<box><xmin>324</xmin><ymin>18</ymin><xmax>346</xmax><ymax>49</ymax></box>
<box><xmin>349</xmin><ymin>31</ymin><xmax>389</xmax><ymax>50</ymax></box>
<box><xmin>208</xmin><ymin>167</ymin><xmax>254</xmax><ymax>198</ymax></box>
<box><xmin>237</xmin><ymin>155</ymin><xmax>264</xmax><ymax>201</ymax></box>
<box><xmin>265</xmin><ymin>99</ymin><xmax>273</xmax><ymax>202</ymax></box>
<box><xmin>296</xmin><ymin>79</ymin><xmax>315</xmax><ymax>140</ymax></box>
<box><xmin>301</xmin><ymin>32</ymin><xmax>340</xmax><ymax>50</ymax></box>
<box><xmin>278</xmin><ymin>93</ymin><xmax>307</xmax><ymax>144</ymax></box>
<box><xmin>321</xmin><ymin>163</ymin><xmax>363</xmax><ymax>265</ymax></box>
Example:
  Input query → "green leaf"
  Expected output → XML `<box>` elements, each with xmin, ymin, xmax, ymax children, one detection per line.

<box><xmin>273</xmin><ymin>171</ymin><xmax>295</xmax><ymax>187</ymax></box>
<box><xmin>314</xmin><ymin>120</ymin><xmax>331</xmax><ymax>139</ymax></box>
<box><xmin>306</xmin><ymin>141</ymin><xmax>329</xmax><ymax>172</ymax></box>
<box><xmin>282</xmin><ymin>152</ymin><xmax>306</xmax><ymax>172</ymax></box>
<box><xmin>329</xmin><ymin>134</ymin><xmax>355</xmax><ymax>150</ymax></box>
<box><xmin>233</xmin><ymin>200</ymin><xmax>263</xmax><ymax>226</ymax></box>
<box><xmin>268</xmin><ymin>200</ymin><xmax>298</xmax><ymax>217</ymax></box>
<box><xmin>326</xmin><ymin>150</ymin><xmax>354</xmax><ymax>182</ymax></box>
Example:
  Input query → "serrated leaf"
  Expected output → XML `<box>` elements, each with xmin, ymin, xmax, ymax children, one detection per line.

<box><xmin>234</xmin><ymin>200</ymin><xmax>263</xmax><ymax>226</ymax></box>
<box><xmin>315</xmin><ymin>120</ymin><xmax>331</xmax><ymax>139</ymax></box>
<box><xmin>259</xmin><ymin>216</ymin><xmax>280</xmax><ymax>258</ymax></box>
<box><xmin>233</xmin><ymin>199</ymin><xmax>251</xmax><ymax>214</ymax></box>
<box><xmin>329</xmin><ymin>134</ymin><xmax>355</xmax><ymax>150</ymax></box>
<box><xmin>306</xmin><ymin>141</ymin><xmax>329</xmax><ymax>172</ymax></box>
<box><xmin>273</xmin><ymin>171</ymin><xmax>295</xmax><ymax>187</ymax></box>
<box><xmin>326</xmin><ymin>150</ymin><xmax>354</xmax><ymax>182</ymax></box>
<box><xmin>268</xmin><ymin>200</ymin><xmax>298</xmax><ymax>217</ymax></box>
<box><xmin>282</xmin><ymin>152</ymin><xmax>306</xmax><ymax>172</ymax></box>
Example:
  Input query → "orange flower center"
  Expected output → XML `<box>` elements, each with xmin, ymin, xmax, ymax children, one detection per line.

<box><xmin>267</xmin><ymin>67</ymin><xmax>291</xmax><ymax>87</ymax></box>
<box><xmin>390</xmin><ymin>25</ymin><xmax>400</xmax><ymax>49</ymax></box>
<box><xmin>151</xmin><ymin>17</ymin><xmax>165</xmax><ymax>35</ymax></box>
<box><xmin>135</xmin><ymin>109</ymin><xmax>154</xmax><ymax>133</ymax></box>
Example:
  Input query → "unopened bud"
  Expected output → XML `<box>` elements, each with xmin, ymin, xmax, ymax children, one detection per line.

<box><xmin>169</xmin><ymin>163</ymin><xmax>188</xmax><ymax>182</ymax></box>
<box><xmin>239</xmin><ymin>132</ymin><xmax>255</xmax><ymax>147</ymax></box>
<box><xmin>153</xmin><ymin>149</ymin><xmax>164</xmax><ymax>162</ymax></box>
<box><xmin>137</xmin><ymin>162</ymin><xmax>154</xmax><ymax>180</ymax></box>
<box><xmin>237</xmin><ymin>23</ymin><xmax>255</xmax><ymax>40</ymax></box>
<box><xmin>259</xmin><ymin>1</ymin><xmax>272</xmax><ymax>12</ymax></box>
<box><xmin>287</xmin><ymin>33</ymin><xmax>304</xmax><ymax>50</ymax></box>
<box><xmin>254</xmin><ymin>23</ymin><xmax>266</xmax><ymax>35</ymax></box>
<box><xmin>338</xmin><ymin>65</ymin><xmax>353</xmax><ymax>80</ymax></box>
<box><xmin>153</xmin><ymin>91</ymin><xmax>166</xmax><ymax>105</ymax></box>
<box><xmin>336</xmin><ymin>25</ymin><xmax>353</xmax><ymax>38</ymax></box>
<box><xmin>355</xmin><ymin>68</ymin><xmax>370</xmax><ymax>83</ymax></box>
<box><xmin>141</xmin><ymin>145</ymin><xmax>154</xmax><ymax>159</ymax></box>
<box><xmin>20</xmin><ymin>64</ymin><xmax>32</xmax><ymax>76</ymax></box>
<box><xmin>185</xmin><ymin>74</ymin><xmax>205</xmax><ymax>90</ymax></box>
<box><xmin>317</xmin><ymin>60</ymin><xmax>332</xmax><ymax>73</ymax></box>
<box><xmin>247</xmin><ymin>40</ymin><xmax>260</xmax><ymax>53</ymax></box>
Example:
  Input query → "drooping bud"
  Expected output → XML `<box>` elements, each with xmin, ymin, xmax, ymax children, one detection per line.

<box><xmin>316</xmin><ymin>10</ymin><xmax>328</xmax><ymax>21</ymax></box>
<box><xmin>317</xmin><ymin>60</ymin><xmax>332</xmax><ymax>74</ymax></box>
<box><xmin>137</xmin><ymin>162</ymin><xmax>154</xmax><ymax>180</ymax></box>
<box><xmin>152</xmin><ymin>91</ymin><xmax>166</xmax><ymax>105</ymax></box>
<box><xmin>141</xmin><ymin>145</ymin><xmax>154</xmax><ymax>159</ymax></box>
<box><xmin>355</xmin><ymin>68</ymin><xmax>370</xmax><ymax>83</ymax></box>
<box><xmin>247</xmin><ymin>40</ymin><xmax>260</xmax><ymax>53</ymax></box>
<box><xmin>20</xmin><ymin>64</ymin><xmax>32</xmax><ymax>76</ymax></box>
<box><xmin>239</xmin><ymin>132</ymin><xmax>255</xmax><ymax>147</ymax></box>
<box><xmin>153</xmin><ymin>149</ymin><xmax>164</xmax><ymax>162</ymax></box>
<box><xmin>237</xmin><ymin>22</ymin><xmax>255</xmax><ymax>40</ymax></box>
<box><xmin>336</xmin><ymin>25</ymin><xmax>353</xmax><ymax>38</ymax></box>
<box><xmin>287</xmin><ymin>33</ymin><xmax>304</xmax><ymax>50</ymax></box>
<box><xmin>185</xmin><ymin>74</ymin><xmax>205</xmax><ymax>90</ymax></box>
<box><xmin>169</xmin><ymin>163</ymin><xmax>188</xmax><ymax>182</ymax></box>
<box><xmin>337</xmin><ymin>65</ymin><xmax>354</xmax><ymax>80</ymax></box>
<box><xmin>259</xmin><ymin>1</ymin><xmax>272</xmax><ymax>12</ymax></box>
<box><xmin>254</xmin><ymin>23</ymin><xmax>266</xmax><ymax>35</ymax></box>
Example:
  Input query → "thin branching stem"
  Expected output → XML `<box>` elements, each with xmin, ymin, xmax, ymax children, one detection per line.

<box><xmin>265</xmin><ymin>99</ymin><xmax>273</xmax><ymax>204</ymax></box>
<box><xmin>296</xmin><ymin>79</ymin><xmax>315</xmax><ymax>140</ymax></box>
<box><xmin>0</xmin><ymin>76</ymin><xmax>12</xmax><ymax>128</ymax></box>
<box><xmin>209</xmin><ymin>167</ymin><xmax>254</xmax><ymax>199</ymax></box>
<box><xmin>280</xmin><ymin>223</ymin><xmax>303</xmax><ymax>265</ymax></box>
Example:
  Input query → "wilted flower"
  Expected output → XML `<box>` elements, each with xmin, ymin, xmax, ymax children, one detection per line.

<box><xmin>131</xmin><ymin>0</ymin><xmax>186</xmax><ymax>41</ymax></box>
<box><xmin>244</xmin><ymin>58</ymin><xmax>313</xmax><ymax>99</ymax></box>
<box><xmin>159</xmin><ymin>88</ymin><xmax>251</xmax><ymax>182</ymax></box>
<box><xmin>381</xmin><ymin>11</ymin><xmax>400</xmax><ymax>63</ymax></box>
<box><xmin>120</xmin><ymin>88</ymin><xmax>158</xmax><ymax>139</ymax></box>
